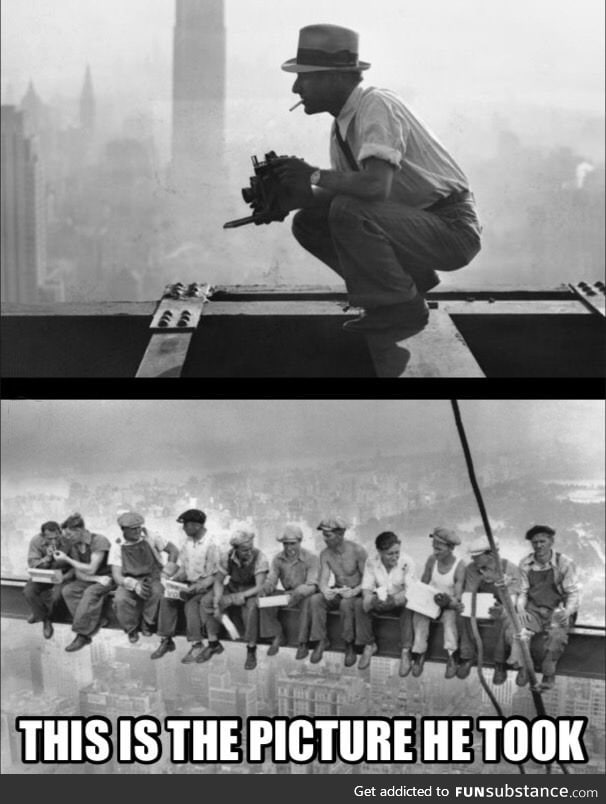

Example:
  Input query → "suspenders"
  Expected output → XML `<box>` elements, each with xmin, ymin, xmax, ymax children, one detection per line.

<box><xmin>334</xmin><ymin>122</ymin><xmax>360</xmax><ymax>172</ymax></box>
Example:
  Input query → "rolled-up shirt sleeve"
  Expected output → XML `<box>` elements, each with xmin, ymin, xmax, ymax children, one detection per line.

<box><xmin>361</xmin><ymin>561</ymin><xmax>377</xmax><ymax>592</ymax></box>
<box><xmin>356</xmin><ymin>94</ymin><xmax>408</xmax><ymax>168</ymax></box>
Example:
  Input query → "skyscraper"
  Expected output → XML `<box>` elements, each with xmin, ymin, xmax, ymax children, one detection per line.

<box><xmin>1</xmin><ymin>106</ymin><xmax>46</xmax><ymax>303</ymax></box>
<box><xmin>79</xmin><ymin>64</ymin><xmax>96</xmax><ymax>137</ymax></box>
<box><xmin>171</xmin><ymin>0</ymin><xmax>226</xmax><ymax>239</ymax></box>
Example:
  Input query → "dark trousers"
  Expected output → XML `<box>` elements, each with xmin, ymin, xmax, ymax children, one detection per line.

<box><xmin>200</xmin><ymin>591</ymin><xmax>259</xmax><ymax>644</ymax></box>
<box><xmin>23</xmin><ymin>581</ymin><xmax>63</xmax><ymax>622</ymax></box>
<box><xmin>259</xmin><ymin>594</ymin><xmax>313</xmax><ymax>644</ymax></box>
<box><xmin>309</xmin><ymin>592</ymin><xmax>369</xmax><ymax>645</ymax></box>
<box><xmin>292</xmin><ymin>194</ymin><xmax>481</xmax><ymax>309</ymax></box>
<box><xmin>113</xmin><ymin>578</ymin><xmax>165</xmax><ymax>634</ymax></box>
<box><xmin>526</xmin><ymin>605</ymin><xmax>570</xmax><ymax>675</ymax></box>
<box><xmin>458</xmin><ymin>614</ymin><xmax>511</xmax><ymax>663</ymax></box>
<box><xmin>354</xmin><ymin>598</ymin><xmax>414</xmax><ymax>649</ymax></box>
<box><xmin>62</xmin><ymin>579</ymin><xmax>113</xmax><ymax>637</ymax></box>
<box><xmin>157</xmin><ymin>592</ymin><xmax>205</xmax><ymax>643</ymax></box>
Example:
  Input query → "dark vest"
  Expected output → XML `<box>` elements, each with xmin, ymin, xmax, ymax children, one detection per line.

<box><xmin>228</xmin><ymin>548</ymin><xmax>259</xmax><ymax>591</ymax></box>
<box><xmin>527</xmin><ymin>557</ymin><xmax>563</xmax><ymax>612</ymax></box>
<box><xmin>120</xmin><ymin>539</ymin><xmax>160</xmax><ymax>579</ymax></box>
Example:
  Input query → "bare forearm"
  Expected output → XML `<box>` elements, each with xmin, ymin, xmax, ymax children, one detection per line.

<box><xmin>316</xmin><ymin>169</ymin><xmax>389</xmax><ymax>201</ymax></box>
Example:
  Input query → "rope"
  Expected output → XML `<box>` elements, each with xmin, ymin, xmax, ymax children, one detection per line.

<box><xmin>450</xmin><ymin>400</ymin><xmax>569</xmax><ymax>775</ymax></box>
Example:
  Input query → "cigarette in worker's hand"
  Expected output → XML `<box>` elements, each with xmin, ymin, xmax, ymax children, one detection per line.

<box><xmin>290</xmin><ymin>100</ymin><xmax>303</xmax><ymax>112</ymax></box>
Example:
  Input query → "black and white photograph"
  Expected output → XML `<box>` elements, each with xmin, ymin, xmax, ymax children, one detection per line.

<box><xmin>1</xmin><ymin>0</ymin><xmax>604</xmax><ymax>377</ymax></box>
<box><xmin>1</xmin><ymin>399</ymin><xmax>604</xmax><ymax>778</ymax></box>
<box><xmin>0</xmin><ymin>0</ymin><xmax>604</xmax><ymax>798</ymax></box>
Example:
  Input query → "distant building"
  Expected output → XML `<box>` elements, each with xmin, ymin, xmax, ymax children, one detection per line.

<box><xmin>171</xmin><ymin>0</ymin><xmax>226</xmax><ymax>240</ymax></box>
<box><xmin>277</xmin><ymin>668</ymin><xmax>368</xmax><ymax>717</ymax></box>
<box><xmin>1</xmin><ymin>106</ymin><xmax>46</xmax><ymax>303</ymax></box>
<box><xmin>79</xmin><ymin>65</ymin><xmax>96</xmax><ymax>139</ymax></box>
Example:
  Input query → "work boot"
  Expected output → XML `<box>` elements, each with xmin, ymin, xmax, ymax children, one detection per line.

<box><xmin>445</xmin><ymin>654</ymin><xmax>458</xmax><ymax>679</ymax></box>
<box><xmin>267</xmin><ymin>634</ymin><xmax>282</xmax><ymax>657</ymax></box>
<box><xmin>540</xmin><ymin>674</ymin><xmax>556</xmax><ymax>691</ymax></box>
<box><xmin>197</xmin><ymin>641</ymin><xmax>224</xmax><ymax>663</ymax></box>
<box><xmin>128</xmin><ymin>629</ymin><xmax>139</xmax><ymax>645</ymax></box>
<box><xmin>344</xmin><ymin>642</ymin><xmax>357</xmax><ymax>667</ymax></box>
<box><xmin>181</xmin><ymin>642</ymin><xmax>203</xmax><ymax>664</ymax></box>
<box><xmin>65</xmin><ymin>634</ymin><xmax>92</xmax><ymax>653</ymax></box>
<box><xmin>457</xmin><ymin>659</ymin><xmax>473</xmax><ymax>680</ymax></box>
<box><xmin>310</xmin><ymin>639</ymin><xmax>329</xmax><ymax>664</ymax></box>
<box><xmin>515</xmin><ymin>666</ymin><xmax>529</xmax><ymax>687</ymax></box>
<box><xmin>412</xmin><ymin>653</ymin><xmax>426</xmax><ymax>678</ymax></box>
<box><xmin>492</xmin><ymin>663</ymin><xmax>508</xmax><ymax>685</ymax></box>
<box><xmin>150</xmin><ymin>637</ymin><xmax>176</xmax><ymax>660</ymax></box>
<box><xmin>399</xmin><ymin>649</ymin><xmax>412</xmax><ymax>678</ymax></box>
<box><xmin>43</xmin><ymin>620</ymin><xmax>54</xmax><ymax>640</ymax></box>
<box><xmin>244</xmin><ymin>647</ymin><xmax>257</xmax><ymax>670</ymax></box>
<box><xmin>295</xmin><ymin>643</ymin><xmax>309</xmax><ymax>660</ymax></box>
<box><xmin>358</xmin><ymin>643</ymin><xmax>377</xmax><ymax>670</ymax></box>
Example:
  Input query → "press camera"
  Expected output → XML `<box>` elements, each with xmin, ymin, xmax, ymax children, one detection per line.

<box><xmin>224</xmin><ymin>151</ymin><xmax>295</xmax><ymax>229</ymax></box>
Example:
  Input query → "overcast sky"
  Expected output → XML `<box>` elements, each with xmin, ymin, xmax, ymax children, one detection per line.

<box><xmin>1</xmin><ymin>0</ymin><xmax>604</xmax><ymax>112</ymax></box>
<box><xmin>1</xmin><ymin>400</ymin><xmax>604</xmax><ymax>485</ymax></box>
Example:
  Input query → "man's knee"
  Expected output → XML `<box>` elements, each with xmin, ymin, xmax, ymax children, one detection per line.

<box><xmin>23</xmin><ymin>581</ymin><xmax>38</xmax><ymax>602</ymax></box>
<box><xmin>292</xmin><ymin>208</ymin><xmax>324</xmax><ymax>247</ymax></box>
<box><xmin>309</xmin><ymin>593</ymin><xmax>326</xmax><ymax>611</ymax></box>
<box><xmin>339</xmin><ymin>596</ymin><xmax>356</xmax><ymax>613</ymax></box>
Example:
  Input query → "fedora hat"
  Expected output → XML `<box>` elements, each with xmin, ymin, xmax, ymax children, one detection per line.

<box><xmin>282</xmin><ymin>24</ymin><xmax>371</xmax><ymax>73</ymax></box>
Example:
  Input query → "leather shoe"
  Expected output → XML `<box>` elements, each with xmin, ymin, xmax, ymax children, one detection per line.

<box><xmin>141</xmin><ymin>623</ymin><xmax>154</xmax><ymax>637</ymax></box>
<box><xmin>128</xmin><ymin>630</ymin><xmax>139</xmax><ymax>644</ymax></box>
<box><xmin>492</xmin><ymin>664</ymin><xmax>507</xmax><ymax>685</ymax></box>
<box><xmin>197</xmin><ymin>641</ymin><xmax>224</xmax><ymax>663</ymax></box>
<box><xmin>28</xmin><ymin>615</ymin><xmax>38</xmax><ymax>624</ymax></box>
<box><xmin>267</xmin><ymin>634</ymin><xmax>282</xmax><ymax>657</ymax></box>
<box><xmin>295</xmin><ymin>644</ymin><xmax>309</xmax><ymax>660</ymax></box>
<box><xmin>515</xmin><ymin>666</ymin><xmax>529</xmax><ymax>687</ymax></box>
<box><xmin>181</xmin><ymin>643</ymin><xmax>203</xmax><ymax>664</ymax></box>
<box><xmin>358</xmin><ymin>643</ymin><xmax>377</xmax><ymax>670</ymax></box>
<box><xmin>445</xmin><ymin>654</ymin><xmax>458</xmax><ymax>679</ymax></box>
<box><xmin>412</xmin><ymin>653</ymin><xmax>426</xmax><ymax>677</ymax></box>
<box><xmin>344</xmin><ymin>643</ymin><xmax>357</xmax><ymax>667</ymax></box>
<box><xmin>150</xmin><ymin>638</ymin><xmax>176</xmax><ymax>660</ymax></box>
<box><xmin>65</xmin><ymin>634</ymin><xmax>92</xmax><ymax>652</ymax></box>
<box><xmin>43</xmin><ymin>620</ymin><xmax>54</xmax><ymax>640</ymax></box>
<box><xmin>310</xmin><ymin>639</ymin><xmax>330</xmax><ymax>664</ymax></box>
<box><xmin>244</xmin><ymin>648</ymin><xmax>257</xmax><ymax>670</ymax></box>
<box><xmin>399</xmin><ymin>650</ymin><xmax>412</xmax><ymax>677</ymax></box>
<box><xmin>457</xmin><ymin>660</ymin><xmax>473</xmax><ymax>679</ymax></box>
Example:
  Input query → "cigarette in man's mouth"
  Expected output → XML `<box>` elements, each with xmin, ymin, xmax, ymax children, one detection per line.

<box><xmin>290</xmin><ymin>100</ymin><xmax>304</xmax><ymax>112</ymax></box>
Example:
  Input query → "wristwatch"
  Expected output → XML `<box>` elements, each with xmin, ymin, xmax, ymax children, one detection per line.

<box><xmin>310</xmin><ymin>168</ymin><xmax>322</xmax><ymax>186</ymax></box>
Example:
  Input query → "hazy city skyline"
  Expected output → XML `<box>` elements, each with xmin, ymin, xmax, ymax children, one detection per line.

<box><xmin>2</xmin><ymin>0</ymin><xmax>604</xmax><ymax>301</ymax></box>
<box><xmin>2</xmin><ymin>400</ymin><xmax>604</xmax><ymax>481</ymax></box>
<box><xmin>2</xmin><ymin>1</ymin><xmax>604</xmax><ymax>113</ymax></box>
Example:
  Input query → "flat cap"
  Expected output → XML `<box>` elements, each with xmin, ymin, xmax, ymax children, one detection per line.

<box><xmin>230</xmin><ymin>529</ymin><xmax>255</xmax><ymax>547</ymax></box>
<box><xmin>317</xmin><ymin>516</ymin><xmax>348</xmax><ymax>532</ymax></box>
<box><xmin>278</xmin><ymin>524</ymin><xmax>304</xmax><ymax>542</ymax></box>
<box><xmin>468</xmin><ymin>535</ymin><xmax>499</xmax><ymax>556</ymax></box>
<box><xmin>177</xmin><ymin>509</ymin><xmax>206</xmax><ymax>525</ymax></box>
<box><xmin>430</xmin><ymin>526</ymin><xmax>461</xmax><ymax>547</ymax></box>
<box><xmin>117</xmin><ymin>512</ymin><xmax>145</xmax><ymax>529</ymax></box>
